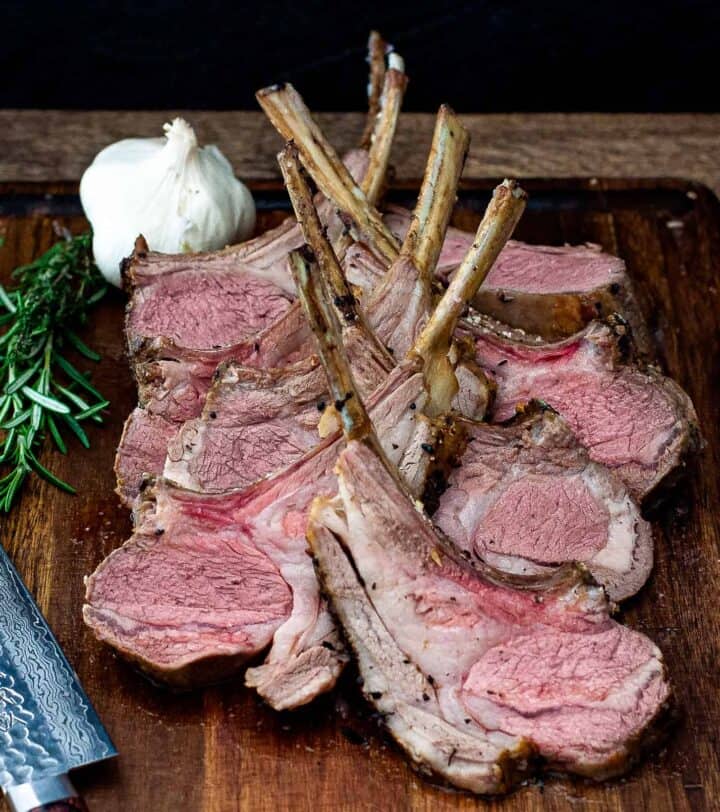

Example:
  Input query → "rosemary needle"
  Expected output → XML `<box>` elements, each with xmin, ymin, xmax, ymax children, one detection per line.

<box><xmin>0</xmin><ymin>230</ymin><xmax>109</xmax><ymax>511</ymax></box>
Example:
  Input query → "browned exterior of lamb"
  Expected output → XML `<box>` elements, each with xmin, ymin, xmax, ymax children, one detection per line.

<box><xmin>385</xmin><ymin>206</ymin><xmax>653</xmax><ymax>353</ymax></box>
<box><xmin>472</xmin><ymin>280</ymin><xmax>652</xmax><ymax>352</ymax></box>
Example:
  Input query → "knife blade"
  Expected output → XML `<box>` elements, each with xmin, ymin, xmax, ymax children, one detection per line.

<box><xmin>0</xmin><ymin>544</ymin><xmax>116</xmax><ymax>812</ymax></box>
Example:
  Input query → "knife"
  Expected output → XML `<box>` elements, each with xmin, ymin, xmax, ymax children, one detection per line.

<box><xmin>0</xmin><ymin>545</ymin><xmax>116</xmax><ymax>812</ymax></box>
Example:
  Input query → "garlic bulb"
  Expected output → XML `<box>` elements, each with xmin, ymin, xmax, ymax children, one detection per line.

<box><xmin>80</xmin><ymin>118</ymin><xmax>256</xmax><ymax>286</ymax></box>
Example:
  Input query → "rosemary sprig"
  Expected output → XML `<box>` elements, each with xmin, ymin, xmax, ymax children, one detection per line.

<box><xmin>0</xmin><ymin>230</ymin><xmax>109</xmax><ymax>511</ymax></box>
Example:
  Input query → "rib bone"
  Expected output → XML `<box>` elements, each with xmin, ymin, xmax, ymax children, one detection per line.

<box><xmin>364</xmin><ymin>105</ymin><xmax>469</xmax><ymax>359</ymax></box>
<box><xmin>360</xmin><ymin>30</ymin><xmax>390</xmax><ymax>150</ymax></box>
<box><xmin>279</xmin><ymin>144</ymin><xmax>394</xmax><ymax>373</ymax></box>
<box><xmin>256</xmin><ymin>83</ymin><xmax>400</xmax><ymax>264</ymax></box>
<box><xmin>362</xmin><ymin>64</ymin><xmax>408</xmax><ymax>205</ymax></box>
<box><xmin>331</xmin><ymin>58</ymin><xmax>407</xmax><ymax>265</ymax></box>
<box><xmin>410</xmin><ymin>179</ymin><xmax>527</xmax><ymax>415</ymax></box>
<box><xmin>401</xmin><ymin>104</ymin><xmax>469</xmax><ymax>279</ymax></box>
<box><xmin>288</xmin><ymin>248</ymin><xmax>371</xmax><ymax>442</ymax></box>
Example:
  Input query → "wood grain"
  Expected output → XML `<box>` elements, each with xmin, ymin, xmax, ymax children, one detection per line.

<box><xmin>0</xmin><ymin>179</ymin><xmax>718</xmax><ymax>812</ymax></box>
<box><xmin>2</xmin><ymin>111</ymin><xmax>720</xmax><ymax>195</ymax></box>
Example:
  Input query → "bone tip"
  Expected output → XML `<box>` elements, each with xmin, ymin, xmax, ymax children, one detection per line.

<box><xmin>437</xmin><ymin>103</ymin><xmax>469</xmax><ymax>144</ymax></box>
<box><xmin>257</xmin><ymin>82</ymin><xmax>288</xmax><ymax>99</ymax></box>
<box><xmin>388</xmin><ymin>52</ymin><xmax>405</xmax><ymax>73</ymax></box>
<box><xmin>498</xmin><ymin>178</ymin><xmax>528</xmax><ymax>201</ymax></box>
<box><xmin>438</xmin><ymin>103</ymin><xmax>465</xmax><ymax>132</ymax></box>
<box><xmin>368</xmin><ymin>29</ymin><xmax>382</xmax><ymax>49</ymax></box>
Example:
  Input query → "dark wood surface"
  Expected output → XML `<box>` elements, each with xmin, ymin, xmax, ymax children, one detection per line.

<box><xmin>3</xmin><ymin>112</ymin><xmax>720</xmax><ymax>198</ymax></box>
<box><xmin>0</xmin><ymin>179</ymin><xmax>718</xmax><ymax>811</ymax></box>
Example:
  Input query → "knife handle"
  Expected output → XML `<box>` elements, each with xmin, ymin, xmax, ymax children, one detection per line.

<box><xmin>5</xmin><ymin>775</ymin><xmax>88</xmax><ymax>812</ymax></box>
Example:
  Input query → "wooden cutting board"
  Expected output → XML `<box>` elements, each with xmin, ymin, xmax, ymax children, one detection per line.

<box><xmin>1</xmin><ymin>178</ymin><xmax>718</xmax><ymax>812</ymax></box>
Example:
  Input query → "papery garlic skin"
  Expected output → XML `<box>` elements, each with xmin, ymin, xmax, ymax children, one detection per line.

<box><xmin>80</xmin><ymin>118</ymin><xmax>256</xmax><ymax>286</ymax></box>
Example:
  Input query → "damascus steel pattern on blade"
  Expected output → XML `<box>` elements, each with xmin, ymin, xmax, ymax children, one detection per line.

<box><xmin>0</xmin><ymin>548</ymin><xmax>115</xmax><ymax>789</ymax></box>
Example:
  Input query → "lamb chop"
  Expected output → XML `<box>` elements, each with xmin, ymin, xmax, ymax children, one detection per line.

<box><xmin>469</xmin><ymin>315</ymin><xmax>700</xmax><ymax>502</ymax></box>
<box><xmin>122</xmin><ymin>153</ymin><xmax>363</xmax><ymax>414</ymax></box>
<box><xmin>431</xmin><ymin>404</ymin><xmax>653</xmax><ymax>601</ymax></box>
<box><xmin>300</xmin><ymin>236</ymin><xmax>670</xmax><ymax>792</ymax></box>
<box><xmin>160</xmin><ymin>104</ymin><xmax>471</xmax><ymax>496</ymax></box>
<box><xmin>86</xmin><ymin>180</ymin><xmax>524</xmax><ymax>706</ymax></box>
<box><xmin>309</xmin><ymin>438</ymin><xmax>669</xmax><ymax>790</ymax></box>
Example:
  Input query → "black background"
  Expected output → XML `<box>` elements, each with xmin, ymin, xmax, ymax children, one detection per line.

<box><xmin>1</xmin><ymin>0</ymin><xmax>717</xmax><ymax>112</ymax></box>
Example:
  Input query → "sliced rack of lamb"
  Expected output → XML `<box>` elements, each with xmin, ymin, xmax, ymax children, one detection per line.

<box><xmin>85</xmin><ymin>180</ymin><xmax>523</xmax><ymax>708</ymax></box>
<box><xmin>297</xmin><ymin>220</ymin><xmax>670</xmax><ymax>792</ymax></box>
<box><xmin>285</xmin><ymin>173</ymin><xmax>654</xmax><ymax>601</ymax></box>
